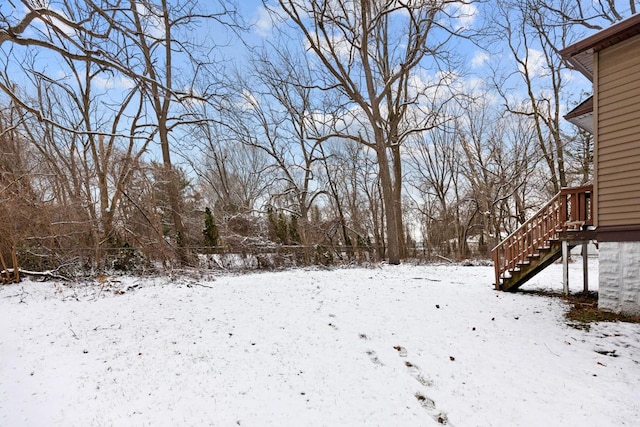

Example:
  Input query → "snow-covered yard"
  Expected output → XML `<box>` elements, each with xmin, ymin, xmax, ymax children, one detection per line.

<box><xmin>2</xmin><ymin>261</ymin><xmax>639</xmax><ymax>426</ymax></box>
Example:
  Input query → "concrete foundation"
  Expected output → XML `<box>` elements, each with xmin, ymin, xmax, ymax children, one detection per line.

<box><xmin>598</xmin><ymin>241</ymin><xmax>640</xmax><ymax>315</ymax></box>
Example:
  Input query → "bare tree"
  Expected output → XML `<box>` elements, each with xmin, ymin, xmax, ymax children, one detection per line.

<box><xmin>531</xmin><ymin>0</ymin><xmax>633</xmax><ymax>188</ymax></box>
<box><xmin>565</xmin><ymin>127</ymin><xmax>593</xmax><ymax>185</ymax></box>
<box><xmin>488</xmin><ymin>0</ymin><xmax>636</xmax><ymax>197</ymax></box>
<box><xmin>0</xmin><ymin>100</ymin><xmax>38</xmax><ymax>280</ymax></box>
<box><xmin>535</xmin><ymin>0</ymin><xmax>638</xmax><ymax>30</ymax></box>
<box><xmin>193</xmin><ymin>120</ymin><xmax>271</xmax><ymax>218</ymax></box>
<box><xmin>406</xmin><ymin>120</ymin><xmax>460</xmax><ymax>256</ymax></box>
<box><xmin>267</xmin><ymin>0</ymin><xmax>469</xmax><ymax>264</ymax></box>
<box><xmin>115</xmin><ymin>0</ymin><xmax>240</xmax><ymax>262</ymax></box>
<box><xmin>322</xmin><ymin>139</ymin><xmax>383</xmax><ymax>259</ymax></box>
<box><xmin>457</xmin><ymin>94</ymin><xmax>540</xmax><ymax>249</ymax></box>
<box><xmin>187</xmin><ymin>105</ymin><xmax>272</xmax><ymax>244</ymax></box>
<box><xmin>489</xmin><ymin>0</ymin><xmax>575</xmax><ymax>195</ymax></box>
<box><xmin>223</xmin><ymin>45</ymin><xmax>332</xmax><ymax>247</ymax></box>
<box><xmin>0</xmin><ymin>0</ymin><xmax>241</xmax><ymax>265</ymax></box>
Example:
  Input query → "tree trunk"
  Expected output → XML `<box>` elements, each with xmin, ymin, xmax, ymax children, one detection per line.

<box><xmin>159</xmin><ymin>122</ymin><xmax>187</xmax><ymax>263</ymax></box>
<box><xmin>391</xmin><ymin>144</ymin><xmax>406</xmax><ymax>259</ymax></box>
<box><xmin>376</xmin><ymin>140</ymin><xmax>400</xmax><ymax>265</ymax></box>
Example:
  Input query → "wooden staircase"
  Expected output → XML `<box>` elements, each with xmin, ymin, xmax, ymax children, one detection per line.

<box><xmin>492</xmin><ymin>185</ymin><xmax>594</xmax><ymax>291</ymax></box>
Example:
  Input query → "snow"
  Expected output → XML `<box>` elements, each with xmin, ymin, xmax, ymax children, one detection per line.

<box><xmin>1</xmin><ymin>260</ymin><xmax>639</xmax><ymax>426</ymax></box>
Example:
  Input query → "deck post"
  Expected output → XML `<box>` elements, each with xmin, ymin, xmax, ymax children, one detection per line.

<box><xmin>562</xmin><ymin>240</ymin><xmax>569</xmax><ymax>296</ymax></box>
<box><xmin>582</xmin><ymin>242</ymin><xmax>589</xmax><ymax>293</ymax></box>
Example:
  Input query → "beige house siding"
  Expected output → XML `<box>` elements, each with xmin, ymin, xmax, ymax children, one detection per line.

<box><xmin>596</xmin><ymin>34</ymin><xmax>640</xmax><ymax>228</ymax></box>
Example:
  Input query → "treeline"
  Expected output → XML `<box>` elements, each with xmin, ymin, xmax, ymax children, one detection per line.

<box><xmin>0</xmin><ymin>0</ymin><xmax>626</xmax><ymax>278</ymax></box>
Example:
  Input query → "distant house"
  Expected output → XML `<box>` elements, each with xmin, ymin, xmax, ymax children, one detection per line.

<box><xmin>561</xmin><ymin>14</ymin><xmax>640</xmax><ymax>315</ymax></box>
<box><xmin>492</xmin><ymin>15</ymin><xmax>640</xmax><ymax>316</ymax></box>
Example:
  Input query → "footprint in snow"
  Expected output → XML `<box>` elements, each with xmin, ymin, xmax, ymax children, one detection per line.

<box><xmin>366</xmin><ymin>350</ymin><xmax>383</xmax><ymax>366</ymax></box>
<box><xmin>404</xmin><ymin>360</ymin><xmax>420</xmax><ymax>376</ymax></box>
<box><xmin>393</xmin><ymin>345</ymin><xmax>408</xmax><ymax>357</ymax></box>
<box><xmin>415</xmin><ymin>392</ymin><xmax>436</xmax><ymax>410</ymax></box>
<box><xmin>396</xmin><ymin>347</ymin><xmax>450</xmax><ymax>425</ymax></box>
<box><xmin>414</xmin><ymin>389</ymin><xmax>450</xmax><ymax>425</ymax></box>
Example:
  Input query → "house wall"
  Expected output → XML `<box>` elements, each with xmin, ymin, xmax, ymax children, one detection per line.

<box><xmin>595</xmin><ymin>34</ymin><xmax>640</xmax><ymax>229</ymax></box>
<box><xmin>599</xmin><ymin>242</ymin><xmax>640</xmax><ymax>316</ymax></box>
<box><xmin>595</xmin><ymin>33</ymin><xmax>640</xmax><ymax>315</ymax></box>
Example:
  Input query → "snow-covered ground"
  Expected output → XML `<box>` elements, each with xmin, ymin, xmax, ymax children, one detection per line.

<box><xmin>2</xmin><ymin>259</ymin><xmax>639</xmax><ymax>426</ymax></box>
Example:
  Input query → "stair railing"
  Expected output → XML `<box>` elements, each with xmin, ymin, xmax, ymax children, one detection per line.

<box><xmin>559</xmin><ymin>185</ymin><xmax>594</xmax><ymax>230</ymax></box>
<box><xmin>492</xmin><ymin>193</ymin><xmax>561</xmax><ymax>288</ymax></box>
<box><xmin>492</xmin><ymin>185</ymin><xmax>593</xmax><ymax>289</ymax></box>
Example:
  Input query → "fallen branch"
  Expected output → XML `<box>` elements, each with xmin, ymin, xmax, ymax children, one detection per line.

<box><xmin>435</xmin><ymin>255</ymin><xmax>454</xmax><ymax>263</ymax></box>
<box><xmin>1</xmin><ymin>268</ymin><xmax>70</xmax><ymax>282</ymax></box>
<box><xmin>190</xmin><ymin>282</ymin><xmax>215</xmax><ymax>289</ymax></box>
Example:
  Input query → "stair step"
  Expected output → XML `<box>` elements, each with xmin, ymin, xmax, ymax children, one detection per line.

<box><xmin>527</xmin><ymin>254</ymin><xmax>541</xmax><ymax>260</ymax></box>
<box><xmin>516</xmin><ymin>261</ymin><xmax>531</xmax><ymax>267</ymax></box>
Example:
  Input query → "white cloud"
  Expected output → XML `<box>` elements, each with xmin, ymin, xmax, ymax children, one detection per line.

<box><xmin>447</xmin><ymin>2</ymin><xmax>478</xmax><ymax>31</ymax></box>
<box><xmin>54</xmin><ymin>69</ymin><xmax>69</xmax><ymax>80</ymax></box>
<box><xmin>561</xmin><ymin>70</ymin><xmax>575</xmax><ymax>83</ymax></box>
<box><xmin>135</xmin><ymin>2</ymin><xmax>165</xmax><ymax>39</ymax></box>
<box><xmin>520</xmin><ymin>48</ymin><xmax>548</xmax><ymax>78</ymax></box>
<box><xmin>464</xmin><ymin>76</ymin><xmax>490</xmax><ymax>98</ymax></box>
<box><xmin>471</xmin><ymin>51</ymin><xmax>490</xmax><ymax>68</ymax></box>
<box><xmin>252</xmin><ymin>2</ymin><xmax>299</xmax><ymax>38</ymax></box>
<box><xmin>254</xmin><ymin>6</ymin><xmax>275</xmax><ymax>38</ymax></box>
<box><xmin>238</xmin><ymin>89</ymin><xmax>260</xmax><ymax>111</ymax></box>
<box><xmin>302</xmin><ymin>31</ymin><xmax>356</xmax><ymax>67</ymax></box>
<box><xmin>25</xmin><ymin>2</ymin><xmax>77</xmax><ymax>38</ymax></box>
<box><xmin>94</xmin><ymin>74</ymin><xmax>135</xmax><ymax>90</ymax></box>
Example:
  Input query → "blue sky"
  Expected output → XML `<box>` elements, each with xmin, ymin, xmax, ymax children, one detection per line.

<box><xmin>233</xmin><ymin>0</ymin><xmax>601</xmax><ymax>126</ymax></box>
<box><xmin>1</xmin><ymin>0</ymin><xmax>630</xmax><ymax>148</ymax></box>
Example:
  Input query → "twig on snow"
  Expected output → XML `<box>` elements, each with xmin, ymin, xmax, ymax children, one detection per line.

<box><xmin>190</xmin><ymin>282</ymin><xmax>215</xmax><ymax>289</ymax></box>
<box><xmin>68</xmin><ymin>321</ymin><xmax>79</xmax><ymax>340</ymax></box>
<box><xmin>544</xmin><ymin>343</ymin><xmax>560</xmax><ymax>357</ymax></box>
